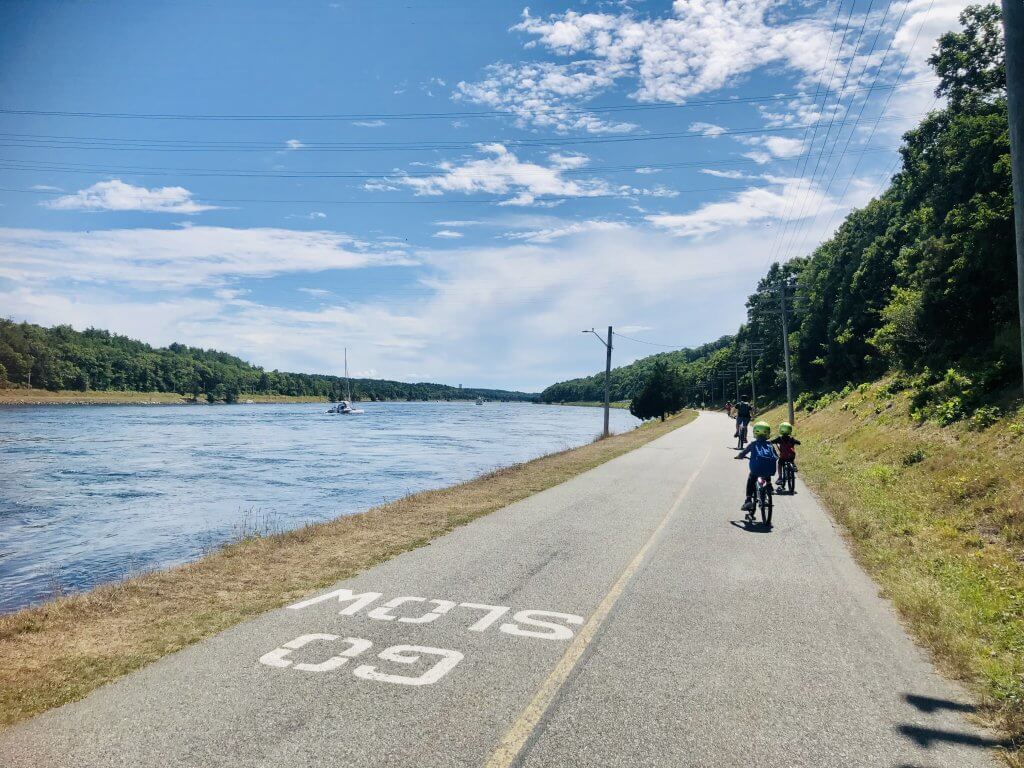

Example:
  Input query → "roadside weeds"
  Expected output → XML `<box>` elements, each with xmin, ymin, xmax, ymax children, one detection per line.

<box><xmin>763</xmin><ymin>389</ymin><xmax>1023</xmax><ymax>766</ymax></box>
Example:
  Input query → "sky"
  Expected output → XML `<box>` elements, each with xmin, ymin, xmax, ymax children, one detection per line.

<box><xmin>0</xmin><ymin>0</ymin><xmax>974</xmax><ymax>391</ymax></box>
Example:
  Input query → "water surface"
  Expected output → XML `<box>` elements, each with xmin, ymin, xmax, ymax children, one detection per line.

<box><xmin>0</xmin><ymin>401</ymin><xmax>638</xmax><ymax>612</ymax></box>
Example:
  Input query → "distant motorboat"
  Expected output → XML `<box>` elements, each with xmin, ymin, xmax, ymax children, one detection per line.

<box><xmin>328</xmin><ymin>399</ymin><xmax>364</xmax><ymax>415</ymax></box>
<box><xmin>475</xmin><ymin>397</ymin><xmax>484</xmax><ymax>405</ymax></box>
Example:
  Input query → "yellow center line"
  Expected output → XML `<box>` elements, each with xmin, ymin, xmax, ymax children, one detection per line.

<box><xmin>484</xmin><ymin>444</ymin><xmax>713</xmax><ymax>768</ymax></box>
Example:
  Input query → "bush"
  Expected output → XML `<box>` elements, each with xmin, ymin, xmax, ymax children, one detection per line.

<box><xmin>969</xmin><ymin>405</ymin><xmax>1001</xmax><ymax>431</ymax></box>
<box><xmin>902</xmin><ymin>448</ymin><xmax>927</xmax><ymax>466</ymax></box>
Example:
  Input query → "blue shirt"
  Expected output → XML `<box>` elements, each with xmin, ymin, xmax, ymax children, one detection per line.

<box><xmin>739</xmin><ymin>438</ymin><xmax>777</xmax><ymax>476</ymax></box>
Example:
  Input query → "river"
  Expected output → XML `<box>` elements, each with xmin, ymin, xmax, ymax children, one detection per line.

<box><xmin>0</xmin><ymin>401</ymin><xmax>639</xmax><ymax>613</ymax></box>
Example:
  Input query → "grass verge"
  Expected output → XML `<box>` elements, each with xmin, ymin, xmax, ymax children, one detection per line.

<box><xmin>0</xmin><ymin>409</ymin><xmax>695</xmax><ymax>730</ymax></box>
<box><xmin>763</xmin><ymin>387</ymin><xmax>1023</xmax><ymax>764</ymax></box>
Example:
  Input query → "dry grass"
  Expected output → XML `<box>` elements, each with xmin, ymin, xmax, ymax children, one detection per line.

<box><xmin>0</xmin><ymin>388</ymin><xmax>327</xmax><ymax>405</ymax></box>
<box><xmin>0</xmin><ymin>410</ymin><xmax>695</xmax><ymax>730</ymax></box>
<box><xmin>763</xmin><ymin>388</ymin><xmax>1024</xmax><ymax>765</ymax></box>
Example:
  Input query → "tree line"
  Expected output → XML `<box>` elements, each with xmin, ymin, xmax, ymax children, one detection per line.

<box><xmin>546</xmin><ymin>5</ymin><xmax>1021</xmax><ymax>424</ymax></box>
<box><xmin>0</xmin><ymin>320</ymin><xmax>533</xmax><ymax>403</ymax></box>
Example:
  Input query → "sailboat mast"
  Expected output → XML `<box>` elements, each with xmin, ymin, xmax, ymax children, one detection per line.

<box><xmin>344</xmin><ymin>347</ymin><xmax>351</xmax><ymax>401</ymax></box>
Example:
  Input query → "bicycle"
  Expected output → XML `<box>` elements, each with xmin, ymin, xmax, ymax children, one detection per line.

<box><xmin>777</xmin><ymin>459</ymin><xmax>796</xmax><ymax>494</ymax></box>
<box><xmin>735</xmin><ymin>420</ymin><xmax>748</xmax><ymax>449</ymax></box>
<box><xmin>756</xmin><ymin>476</ymin><xmax>774</xmax><ymax>526</ymax></box>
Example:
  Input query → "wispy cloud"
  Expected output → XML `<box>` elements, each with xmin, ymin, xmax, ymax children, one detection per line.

<box><xmin>352</xmin><ymin>120</ymin><xmax>386</xmax><ymax>128</ymax></box>
<box><xmin>433</xmin><ymin>230</ymin><xmax>464</xmax><ymax>239</ymax></box>
<box><xmin>0</xmin><ymin>225</ymin><xmax>412</xmax><ymax>288</ymax></box>
<box><xmin>646</xmin><ymin>175</ymin><xmax>836</xmax><ymax>238</ymax></box>
<box><xmin>285</xmin><ymin>139</ymin><xmax>306</xmax><ymax>150</ymax></box>
<box><xmin>41</xmin><ymin>180</ymin><xmax>219</xmax><ymax>214</ymax></box>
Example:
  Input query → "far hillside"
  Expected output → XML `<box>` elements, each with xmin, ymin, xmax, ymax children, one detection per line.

<box><xmin>0</xmin><ymin>320</ymin><xmax>534</xmax><ymax>403</ymax></box>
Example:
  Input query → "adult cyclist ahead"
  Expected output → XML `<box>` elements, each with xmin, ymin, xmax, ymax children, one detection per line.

<box><xmin>734</xmin><ymin>397</ymin><xmax>753</xmax><ymax>438</ymax></box>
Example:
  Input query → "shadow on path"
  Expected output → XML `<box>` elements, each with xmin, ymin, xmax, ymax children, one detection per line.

<box><xmin>728</xmin><ymin>520</ymin><xmax>772</xmax><ymax>534</ymax></box>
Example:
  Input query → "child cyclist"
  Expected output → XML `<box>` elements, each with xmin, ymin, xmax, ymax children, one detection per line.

<box><xmin>771</xmin><ymin>421</ymin><xmax>801</xmax><ymax>490</ymax></box>
<box><xmin>736</xmin><ymin>421</ymin><xmax>778</xmax><ymax>520</ymax></box>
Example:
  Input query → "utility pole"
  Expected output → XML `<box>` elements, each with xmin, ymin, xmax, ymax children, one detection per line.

<box><xmin>744</xmin><ymin>342</ymin><xmax>764</xmax><ymax>411</ymax></box>
<box><xmin>582</xmin><ymin>326</ymin><xmax>613</xmax><ymax>438</ymax></box>
<box><xmin>777</xmin><ymin>282</ymin><xmax>796</xmax><ymax>424</ymax></box>
<box><xmin>1003</xmin><ymin>0</ymin><xmax>1024</xmax><ymax>394</ymax></box>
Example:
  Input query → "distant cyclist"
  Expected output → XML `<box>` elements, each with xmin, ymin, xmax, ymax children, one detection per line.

<box><xmin>733</xmin><ymin>397</ymin><xmax>753</xmax><ymax>438</ymax></box>
<box><xmin>737</xmin><ymin>421</ymin><xmax>778</xmax><ymax>519</ymax></box>
<box><xmin>771</xmin><ymin>421</ymin><xmax>801</xmax><ymax>490</ymax></box>
<box><xmin>725</xmin><ymin>400</ymin><xmax>733</xmax><ymax>418</ymax></box>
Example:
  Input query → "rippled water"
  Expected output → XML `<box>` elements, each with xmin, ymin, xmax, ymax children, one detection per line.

<box><xmin>0</xmin><ymin>401</ymin><xmax>638</xmax><ymax>613</ymax></box>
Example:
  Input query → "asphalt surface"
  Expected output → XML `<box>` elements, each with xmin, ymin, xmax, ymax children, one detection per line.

<box><xmin>0</xmin><ymin>412</ymin><xmax>1002</xmax><ymax>767</ymax></box>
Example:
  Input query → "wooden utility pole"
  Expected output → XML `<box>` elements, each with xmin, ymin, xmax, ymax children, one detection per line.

<box><xmin>1003</xmin><ymin>0</ymin><xmax>1024</xmax><ymax>394</ymax></box>
<box><xmin>778</xmin><ymin>282</ymin><xmax>795</xmax><ymax>424</ymax></box>
<box><xmin>583</xmin><ymin>326</ymin><xmax>613</xmax><ymax>438</ymax></box>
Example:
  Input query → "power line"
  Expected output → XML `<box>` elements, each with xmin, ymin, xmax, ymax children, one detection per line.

<box><xmin>0</xmin><ymin>145</ymin><xmax>898</xmax><ymax>181</ymax></box>
<box><xmin>776</xmin><ymin>0</ymin><xmax>883</xmax><ymax>266</ymax></box>
<box><xmin>0</xmin><ymin>80</ymin><xmax>935</xmax><ymax>123</ymax></box>
<box><xmin>0</xmin><ymin>112</ymin><xmax>923</xmax><ymax>154</ymax></box>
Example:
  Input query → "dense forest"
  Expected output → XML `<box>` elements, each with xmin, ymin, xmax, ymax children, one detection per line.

<box><xmin>0</xmin><ymin>320</ymin><xmax>533</xmax><ymax>403</ymax></box>
<box><xmin>544</xmin><ymin>5</ymin><xmax>1021</xmax><ymax>426</ymax></box>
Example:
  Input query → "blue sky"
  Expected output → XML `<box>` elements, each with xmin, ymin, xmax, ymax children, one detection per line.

<box><xmin>0</xmin><ymin>0</ymin><xmax>971</xmax><ymax>390</ymax></box>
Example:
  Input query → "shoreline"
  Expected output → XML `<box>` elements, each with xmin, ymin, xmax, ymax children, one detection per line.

<box><xmin>0</xmin><ymin>389</ymin><xmax>539</xmax><ymax>407</ymax></box>
<box><xmin>0</xmin><ymin>409</ymin><xmax>696</xmax><ymax>729</ymax></box>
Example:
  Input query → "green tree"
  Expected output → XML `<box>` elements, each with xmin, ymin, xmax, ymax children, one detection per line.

<box><xmin>929</xmin><ymin>4</ymin><xmax>1005</xmax><ymax>109</ymax></box>
<box><xmin>630</xmin><ymin>360</ymin><xmax>683</xmax><ymax>422</ymax></box>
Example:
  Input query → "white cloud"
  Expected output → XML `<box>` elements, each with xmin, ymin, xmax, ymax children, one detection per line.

<box><xmin>457</xmin><ymin>2</ymin><xmax>835</xmax><ymax>133</ymax></box>
<box><xmin>298</xmin><ymin>287</ymin><xmax>331</xmax><ymax>297</ymax></box>
<box><xmin>352</xmin><ymin>120</ymin><xmax>387</xmax><ymax>128</ymax></box>
<box><xmin>42</xmin><ymin>180</ymin><xmax>219</xmax><ymax>214</ymax></box>
<box><xmin>503</xmin><ymin>219</ymin><xmax>628</xmax><ymax>243</ymax></box>
<box><xmin>31</xmin><ymin>184</ymin><xmax>63</xmax><ymax>192</ymax></box>
<box><xmin>0</xmin><ymin>225</ymin><xmax>411</xmax><ymax>289</ymax></box>
<box><xmin>433</xmin><ymin>230</ymin><xmax>464</xmax><ymax>239</ymax></box>
<box><xmin>285</xmin><ymin>139</ymin><xmax>306</xmax><ymax>149</ymax></box>
<box><xmin>384</xmin><ymin>144</ymin><xmax>614</xmax><ymax>206</ymax></box>
<box><xmin>700</xmin><ymin>169</ymin><xmax>747</xmax><ymax>179</ymax></box>
<box><xmin>634</xmin><ymin>167</ymin><xmax>661</xmax><ymax>175</ymax></box>
<box><xmin>689</xmin><ymin>121</ymin><xmax>726</xmax><ymax>137</ymax></box>
<box><xmin>646</xmin><ymin>175</ymin><xmax>837</xmax><ymax>238</ymax></box>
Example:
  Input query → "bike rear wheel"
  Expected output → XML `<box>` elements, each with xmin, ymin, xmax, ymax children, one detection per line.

<box><xmin>759</xmin><ymin>483</ymin><xmax>773</xmax><ymax>526</ymax></box>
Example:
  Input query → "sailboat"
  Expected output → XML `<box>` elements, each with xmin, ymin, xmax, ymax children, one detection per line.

<box><xmin>327</xmin><ymin>348</ymin><xmax>365</xmax><ymax>414</ymax></box>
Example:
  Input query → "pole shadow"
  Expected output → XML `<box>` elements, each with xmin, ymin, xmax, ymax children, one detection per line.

<box><xmin>896</xmin><ymin>724</ymin><xmax>1013</xmax><ymax>750</ymax></box>
<box><xmin>904</xmin><ymin>693</ymin><xmax>977</xmax><ymax>715</ymax></box>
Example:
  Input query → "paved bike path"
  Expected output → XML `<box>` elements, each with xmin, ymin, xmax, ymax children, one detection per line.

<box><xmin>0</xmin><ymin>413</ymin><xmax>1000</xmax><ymax>766</ymax></box>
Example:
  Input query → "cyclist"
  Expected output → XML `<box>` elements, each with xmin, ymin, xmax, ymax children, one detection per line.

<box><xmin>771</xmin><ymin>421</ymin><xmax>801</xmax><ymax>490</ymax></box>
<box><xmin>736</xmin><ymin>421</ymin><xmax>777</xmax><ymax>520</ymax></box>
<box><xmin>733</xmin><ymin>396</ymin><xmax>753</xmax><ymax>438</ymax></box>
<box><xmin>725</xmin><ymin>400</ymin><xmax>733</xmax><ymax>418</ymax></box>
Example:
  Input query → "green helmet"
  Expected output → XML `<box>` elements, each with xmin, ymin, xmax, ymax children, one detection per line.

<box><xmin>779</xmin><ymin>422</ymin><xmax>793</xmax><ymax>436</ymax></box>
<box><xmin>752</xmin><ymin>421</ymin><xmax>771</xmax><ymax>438</ymax></box>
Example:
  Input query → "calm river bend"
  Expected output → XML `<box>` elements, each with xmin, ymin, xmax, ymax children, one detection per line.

<box><xmin>0</xmin><ymin>401</ymin><xmax>639</xmax><ymax>613</ymax></box>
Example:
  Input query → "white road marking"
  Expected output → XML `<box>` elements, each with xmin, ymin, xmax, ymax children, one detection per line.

<box><xmin>458</xmin><ymin>603</ymin><xmax>511</xmax><ymax>632</ymax></box>
<box><xmin>352</xmin><ymin>645</ymin><xmax>464</xmax><ymax>687</ymax></box>
<box><xmin>499</xmin><ymin>611</ymin><xmax>583</xmax><ymax>641</ymax></box>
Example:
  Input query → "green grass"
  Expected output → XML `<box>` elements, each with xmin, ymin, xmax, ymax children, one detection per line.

<box><xmin>763</xmin><ymin>385</ymin><xmax>1024</xmax><ymax>764</ymax></box>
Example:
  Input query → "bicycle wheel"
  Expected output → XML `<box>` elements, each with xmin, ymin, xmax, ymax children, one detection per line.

<box><xmin>762</xmin><ymin>485</ymin><xmax>773</xmax><ymax>526</ymax></box>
